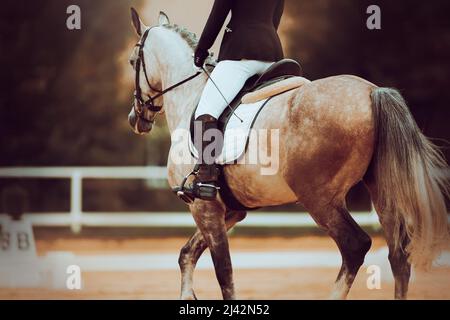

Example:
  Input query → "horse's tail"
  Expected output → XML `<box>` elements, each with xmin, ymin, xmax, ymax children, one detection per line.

<box><xmin>370</xmin><ymin>87</ymin><xmax>449</xmax><ymax>269</ymax></box>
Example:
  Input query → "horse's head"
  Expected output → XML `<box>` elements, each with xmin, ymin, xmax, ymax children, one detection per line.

<box><xmin>128</xmin><ymin>8</ymin><xmax>171</xmax><ymax>135</ymax></box>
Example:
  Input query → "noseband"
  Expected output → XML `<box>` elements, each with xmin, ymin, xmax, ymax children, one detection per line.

<box><xmin>133</xmin><ymin>27</ymin><xmax>202</xmax><ymax>123</ymax></box>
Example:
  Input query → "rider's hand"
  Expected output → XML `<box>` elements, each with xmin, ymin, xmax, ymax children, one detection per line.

<box><xmin>194</xmin><ymin>47</ymin><xmax>209</xmax><ymax>68</ymax></box>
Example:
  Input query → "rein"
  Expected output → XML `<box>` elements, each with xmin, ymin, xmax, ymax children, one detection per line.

<box><xmin>133</xmin><ymin>27</ymin><xmax>202</xmax><ymax>122</ymax></box>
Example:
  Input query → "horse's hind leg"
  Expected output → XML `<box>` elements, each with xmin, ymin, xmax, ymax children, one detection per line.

<box><xmin>365</xmin><ymin>180</ymin><xmax>411</xmax><ymax>299</ymax></box>
<box><xmin>178</xmin><ymin>210</ymin><xmax>246</xmax><ymax>300</ymax></box>
<box><xmin>309</xmin><ymin>203</ymin><xmax>372</xmax><ymax>299</ymax></box>
<box><xmin>382</xmin><ymin>218</ymin><xmax>411</xmax><ymax>300</ymax></box>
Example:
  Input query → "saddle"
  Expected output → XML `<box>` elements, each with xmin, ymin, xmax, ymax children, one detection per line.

<box><xmin>179</xmin><ymin>59</ymin><xmax>303</xmax><ymax>210</ymax></box>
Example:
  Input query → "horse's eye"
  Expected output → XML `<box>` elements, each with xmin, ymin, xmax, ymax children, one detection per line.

<box><xmin>129</xmin><ymin>60</ymin><xmax>135</xmax><ymax>68</ymax></box>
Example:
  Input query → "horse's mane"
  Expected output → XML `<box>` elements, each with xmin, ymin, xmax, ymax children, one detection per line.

<box><xmin>164</xmin><ymin>24</ymin><xmax>198</xmax><ymax>50</ymax></box>
<box><xmin>163</xmin><ymin>24</ymin><xmax>215</xmax><ymax>65</ymax></box>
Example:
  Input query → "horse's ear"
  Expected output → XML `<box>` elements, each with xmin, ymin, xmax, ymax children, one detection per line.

<box><xmin>130</xmin><ymin>7</ymin><xmax>146</xmax><ymax>36</ymax></box>
<box><xmin>158</xmin><ymin>11</ymin><xmax>170</xmax><ymax>26</ymax></box>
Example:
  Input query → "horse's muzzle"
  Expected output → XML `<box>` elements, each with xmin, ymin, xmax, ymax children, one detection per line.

<box><xmin>128</xmin><ymin>108</ymin><xmax>152</xmax><ymax>134</ymax></box>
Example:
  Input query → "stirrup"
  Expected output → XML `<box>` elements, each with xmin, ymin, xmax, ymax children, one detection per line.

<box><xmin>172</xmin><ymin>169</ymin><xmax>197</xmax><ymax>204</ymax></box>
<box><xmin>194</xmin><ymin>182</ymin><xmax>220</xmax><ymax>201</ymax></box>
<box><xmin>172</xmin><ymin>168</ymin><xmax>220</xmax><ymax>204</ymax></box>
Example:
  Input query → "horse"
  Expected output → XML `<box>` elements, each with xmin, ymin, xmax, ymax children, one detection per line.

<box><xmin>127</xmin><ymin>9</ymin><xmax>449</xmax><ymax>300</ymax></box>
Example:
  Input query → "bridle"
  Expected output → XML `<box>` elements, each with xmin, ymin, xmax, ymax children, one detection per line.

<box><xmin>133</xmin><ymin>27</ymin><xmax>202</xmax><ymax>124</ymax></box>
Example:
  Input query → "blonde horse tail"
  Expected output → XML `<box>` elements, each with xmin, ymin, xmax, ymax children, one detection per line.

<box><xmin>370</xmin><ymin>87</ymin><xmax>450</xmax><ymax>269</ymax></box>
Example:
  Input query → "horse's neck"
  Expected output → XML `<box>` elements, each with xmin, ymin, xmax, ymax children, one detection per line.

<box><xmin>163</xmin><ymin>71</ymin><xmax>207</xmax><ymax>133</ymax></box>
<box><xmin>154</xmin><ymin>31</ymin><xmax>207</xmax><ymax>133</ymax></box>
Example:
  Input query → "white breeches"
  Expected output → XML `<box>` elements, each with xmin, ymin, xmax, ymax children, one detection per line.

<box><xmin>195</xmin><ymin>59</ymin><xmax>274</xmax><ymax>119</ymax></box>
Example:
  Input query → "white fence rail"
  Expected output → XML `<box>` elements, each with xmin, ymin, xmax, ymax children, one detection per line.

<box><xmin>1</xmin><ymin>166</ymin><xmax>446</xmax><ymax>233</ymax></box>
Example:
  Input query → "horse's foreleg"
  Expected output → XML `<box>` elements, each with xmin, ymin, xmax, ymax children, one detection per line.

<box><xmin>310</xmin><ymin>204</ymin><xmax>372</xmax><ymax>299</ymax></box>
<box><xmin>179</xmin><ymin>211</ymin><xmax>246</xmax><ymax>300</ymax></box>
<box><xmin>190</xmin><ymin>201</ymin><xmax>235</xmax><ymax>300</ymax></box>
<box><xmin>178</xmin><ymin>229</ymin><xmax>206</xmax><ymax>300</ymax></box>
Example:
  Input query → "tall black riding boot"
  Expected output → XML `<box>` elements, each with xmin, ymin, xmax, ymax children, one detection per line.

<box><xmin>192</xmin><ymin>114</ymin><xmax>221</xmax><ymax>201</ymax></box>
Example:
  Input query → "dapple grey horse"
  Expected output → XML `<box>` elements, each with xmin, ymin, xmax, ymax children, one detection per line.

<box><xmin>128</xmin><ymin>9</ymin><xmax>449</xmax><ymax>300</ymax></box>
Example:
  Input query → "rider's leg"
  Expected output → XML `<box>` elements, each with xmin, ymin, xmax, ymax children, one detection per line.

<box><xmin>192</xmin><ymin>60</ymin><xmax>274</xmax><ymax>201</ymax></box>
<box><xmin>192</xmin><ymin>113</ymin><xmax>221</xmax><ymax>200</ymax></box>
<box><xmin>195</xmin><ymin>60</ymin><xmax>274</xmax><ymax>119</ymax></box>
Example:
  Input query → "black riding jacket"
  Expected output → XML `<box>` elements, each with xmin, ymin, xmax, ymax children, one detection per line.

<box><xmin>196</xmin><ymin>0</ymin><xmax>285</xmax><ymax>62</ymax></box>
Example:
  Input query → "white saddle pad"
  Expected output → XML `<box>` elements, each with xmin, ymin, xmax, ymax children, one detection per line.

<box><xmin>189</xmin><ymin>98</ymin><xmax>269</xmax><ymax>165</ymax></box>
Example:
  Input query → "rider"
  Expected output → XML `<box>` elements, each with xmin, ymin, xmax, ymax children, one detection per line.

<box><xmin>190</xmin><ymin>0</ymin><xmax>285</xmax><ymax>201</ymax></box>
